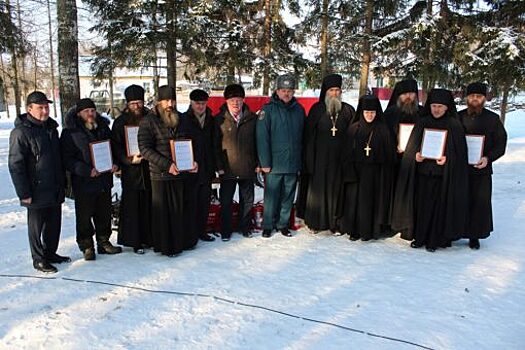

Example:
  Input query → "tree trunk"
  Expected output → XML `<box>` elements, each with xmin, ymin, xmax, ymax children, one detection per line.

<box><xmin>358</xmin><ymin>0</ymin><xmax>374</xmax><ymax>97</ymax></box>
<box><xmin>165</xmin><ymin>0</ymin><xmax>177</xmax><ymax>91</ymax></box>
<box><xmin>16</xmin><ymin>0</ymin><xmax>27</xmax><ymax>98</ymax></box>
<box><xmin>6</xmin><ymin>0</ymin><xmax>21</xmax><ymax>116</ymax></box>
<box><xmin>57</xmin><ymin>0</ymin><xmax>80</xmax><ymax>123</ymax></box>
<box><xmin>0</xmin><ymin>55</ymin><xmax>11</xmax><ymax>119</ymax></box>
<box><xmin>500</xmin><ymin>83</ymin><xmax>510</xmax><ymax>125</ymax></box>
<box><xmin>320</xmin><ymin>0</ymin><xmax>329</xmax><ymax>78</ymax></box>
<box><xmin>262</xmin><ymin>0</ymin><xmax>272</xmax><ymax>95</ymax></box>
<box><xmin>421</xmin><ymin>0</ymin><xmax>433</xmax><ymax>103</ymax></box>
<box><xmin>108</xmin><ymin>69</ymin><xmax>115</xmax><ymax>117</ymax></box>
<box><xmin>46</xmin><ymin>0</ymin><xmax>58</xmax><ymax>119</ymax></box>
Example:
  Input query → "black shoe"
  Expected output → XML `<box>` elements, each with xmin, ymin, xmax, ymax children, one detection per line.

<box><xmin>426</xmin><ymin>247</ymin><xmax>436</xmax><ymax>253</ymax></box>
<box><xmin>410</xmin><ymin>241</ymin><xmax>423</xmax><ymax>248</ymax></box>
<box><xmin>83</xmin><ymin>248</ymin><xmax>96</xmax><ymax>261</ymax></box>
<box><xmin>242</xmin><ymin>230</ymin><xmax>253</xmax><ymax>238</ymax></box>
<box><xmin>262</xmin><ymin>229</ymin><xmax>272</xmax><ymax>238</ymax></box>
<box><xmin>361</xmin><ymin>237</ymin><xmax>372</xmax><ymax>242</ymax></box>
<box><xmin>469</xmin><ymin>239</ymin><xmax>480</xmax><ymax>250</ymax></box>
<box><xmin>200</xmin><ymin>233</ymin><xmax>216</xmax><ymax>242</ymax></box>
<box><xmin>33</xmin><ymin>260</ymin><xmax>58</xmax><ymax>273</ymax></box>
<box><xmin>47</xmin><ymin>252</ymin><xmax>71</xmax><ymax>264</ymax></box>
<box><xmin>280</xmin><ymin>228</ymin><xmax>293</xmax><ymax>237</ymax></box>
<box><xmin>221</xmin><ymin>233</ymin><xmax>231</xmax><ymax>242</ymax></box>
<box><xmin>97</xmin><ymin>242</ymin><xmax>123</xmax><ymax>255</ymax></box>
<box><xmin>349</xmin><ymin>235</ymin><xmax>360</xmax><ymax>241</ymax></box>
<box><xmin>134</xmin><ymin>248</ymin><xmax>145</xmax><ymax>254</ymax></box>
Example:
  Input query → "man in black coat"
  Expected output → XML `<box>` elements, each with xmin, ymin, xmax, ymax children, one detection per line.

<box><xmin>61</xmin><ymin>98</ymin><xmax>122</xmax><ymax>261</ymax></box>
<box><xmin>459</xmin><ymin>82</ymin><xmax>507</xmax><ymax>249</ymax></box>
<box><xmin>112</xmin><ymin>85</ymin><xmax>152</xmax><ymax>254</ymax></box>
<box><xmin>8</xmin><ymin>91</ymin><xmax>68</xmax><ymax>273</ymax></box>
<box><xmin>138</xmin><ymin>85</ymin><xmax>200</xmax><ymax>256</ymax></box>
<box><xmin>182</xmin><ymin>89</ymin><xmax>216</xmax><ymax>242</ymax></box>
<box><xmin>214</xmin><ymin>84</ymin><xmax>258</xmax><ymax>241</ymax></box>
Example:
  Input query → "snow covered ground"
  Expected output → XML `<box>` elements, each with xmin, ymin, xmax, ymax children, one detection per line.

<box><xmin>0</xmin><ymin>106</ymin><xmax>524</xmax><ymax>350</ymax></box>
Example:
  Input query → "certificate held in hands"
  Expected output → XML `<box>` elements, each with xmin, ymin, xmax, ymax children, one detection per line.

<box><xmin>466</xmin><ymin>134</ymin><xmax>485</xmax><ymax>165</ymax></box>
<box><xmin>398</xmin><ymin>123</ymin><xmax>415</xmax><ymax>152</ymax></box>
<box><xmin>421</xmin><ymin>128</ymin><xmax>448</xmax><ymax>159</ymax></box>
<box><xmin>170</xmin><ymin>139</ymin><xmax>194</xmax><ymax>172</ymax></box>
<box><xmin>124</xmin><ymin>126</ymin><xmax>140</xmax><ymax>157</ymax></box>
<box><xmin>89</xmin><ymin>140</ymin><xmax>113</xmax><ymax>173</ymax></box>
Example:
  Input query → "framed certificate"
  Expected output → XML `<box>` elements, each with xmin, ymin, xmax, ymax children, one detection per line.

<box><xmin>170</xmin><ymin>139</ymin><xmax>194</xmax><ymax>172</ymax></box>
<box><xmin>89</xmin><ymin>140</ymin><xmax>113</xmax><ymax>173</ymax></box>
<box><xmin>398</xmin><ymin>123</ymin><xmax>415</xmax><ymax>152</ymax></box>
<box><xmin>466</xmin><ymin>134</ymin><xmax>485</xmax><ymax>165</ymax></box>
<box><xmin>421</xmin><ymin>128</ymin><xmax>448</xmax><ymax>160</ymax></box>
<box><xmin>124</xmin><ymin>126</ymin><xmax>140</xmax><ymax>157</ymax></box>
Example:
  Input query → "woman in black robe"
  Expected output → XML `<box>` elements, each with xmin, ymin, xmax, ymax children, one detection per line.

<box><xmin>392</xmin><ymin>89</ymin><xmax>469</xmax><ymax>252</ymax></box>
<box><xmin>339</xmin><ymin>95</ymin><xmax>396</xmax><ymax>241</ymax></box>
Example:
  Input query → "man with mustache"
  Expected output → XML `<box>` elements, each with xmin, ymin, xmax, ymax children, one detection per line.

<box><xmin>298</xmin><ymin>74</ymin><xmax>356</xmax><ymax>234</ymax></box>
<box><xmin>111</xmin><ymin>85</ymin><xmax>152</xmax><ymax>254</ymax></box>
<box><xmin>61</xmin><ymin>98</ymin><xmax>122</xmax><ymax>261</ymax></box>
<box><xmin>138</xmin><ymin>85</ymin><xmax>199</xmax><ymax>256</ymax></box>
<box><xmin>458</xmin><ymin>82</ymin><xmax>507</xmax><ymax>250</ymax></box>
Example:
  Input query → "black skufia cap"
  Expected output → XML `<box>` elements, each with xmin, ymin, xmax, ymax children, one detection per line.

<box><xmin>466</xmin><ymin>82</ymin><xmax>487</xmax><ymax>97</ymax></box>
<box><xmin>158</xmin><ymin>85</ymin><xmax>177</xmax><ymax>101</ymax></box>
<box><xmin>124</xmin><ymin>84</ymin><xmax>145</xmax><ymax>102</ymax></box>
<box><xmin>26</xmin><ymin>91</ymin><xmax>53</xmax><ymax>105</ymax></box>
<box><xmin>76</xmin><ymin>98</ymin><xmax>97</xmax><ymax>113</ymax></box>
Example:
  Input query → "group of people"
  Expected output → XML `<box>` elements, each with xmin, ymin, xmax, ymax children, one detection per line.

<box><xmin>8</xmin><ymin>73</ymin><xmax>507</xmax><ymax>274</ymax></box>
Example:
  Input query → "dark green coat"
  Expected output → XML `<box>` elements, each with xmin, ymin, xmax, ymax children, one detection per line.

<box><xmin>256</xmin><ymin>93</ymin><xmax>305</xmax><ymax>174</ymax></box>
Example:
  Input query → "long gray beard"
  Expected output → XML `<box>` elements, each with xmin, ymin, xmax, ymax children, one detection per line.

<box><xmin>159</xmin><ymin>107</ymin><xmax>179</xmax><ymax>129</ymax></box>
<box><xmin>325</xmin><ymin>96</ymin><xmax>342</xmax><ymax>117</ymax></box>
<box><xmin>397</xmin><ymin>98</ymin><xmax>419</xmax><ymax>116</ymax></box>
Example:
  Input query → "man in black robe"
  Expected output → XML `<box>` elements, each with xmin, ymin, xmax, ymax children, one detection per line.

<box><xmin>392</xmin><ymin>89</ymin><xmax>469</xmax><ymax>252</ymax></box>
<box><xmin>138</xmin><ymin>86</ymin><xmax>199</xmax><ymax>256</ymax></box>
<box><xmin>298</xmin><ymin>74</ymin><xmax>356</xmax><ymax>234</ymax></box>
<box><xmin>182</xmin><ymin>89</ymin><xmax>216</xmax><ymax>242</ymax></box>
<box><xmin>459</xmin><ymin>82</ymin><xmax>507</xmax><ymax>249</ymax></box>
<box><xmin>112</xmin><ymin>85</ymin><xmax>152</xmax><ymax>254</ymax></box>
<box><xmin>339</xmin><ymin>95</ymin><xmax>396</xmax><ymax>241</ymax></box>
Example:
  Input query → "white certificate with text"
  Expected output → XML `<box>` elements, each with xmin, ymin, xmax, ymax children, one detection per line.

<box><xmin>421</xmin><ymin>129</ymin><xmax>448</xmax><ymax>160</ymax></box>
<box><xmin>125</xmin><ymin>126</ymin><xmax>140</xmax><ymax>157</ymax></box>
<box><xmin>89</xmin><ymin>140</ymin><xmax>113</xmax><ymax>173</ymax></box>
<box><xmin>466</xmin><ymin>134</ymin><xmax>485</xmax><ymax>165</ymax></box>
<box><xmin>170</xmin><ymin>139</ymin><xmax>194</xmax><ymax>171</ymax></box>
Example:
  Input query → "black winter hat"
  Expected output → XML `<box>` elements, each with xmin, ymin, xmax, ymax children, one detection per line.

<box><xmin>223</xmin><ymin>84</ymin><xmax>245</xmax><ymax>100</ymax></box>
<box><xmin>26</xmin><ymin>91</ymin><xmax>53</xmax><ymax>105</ymax></box>
<box><xmin>466</xmin><ymin>82</ymin><xmax>487</xmax><ymax>97</ymax></box>
<box><xmin>76</xmin><ymin>98</ymin><xmax>96</xmax><ymax>113</ymax></box>
<box><xmin>158</xmin><ymin>85</ymin><xmax>177</xmax><ymax>101</ymax></box>
<box><xmin>124</xmin><ymin>84</ymin><xmax>145</xmax><ymax>102</ymax></box>
<box><xmin>395</xmin><ymin>79</ymin><xmax>418</xmax><ymax>95</ymax></box>
<box><xmin>190</xmin><ymin>89</ymin><xmax>209</xmax><ymax>102</ymax></box>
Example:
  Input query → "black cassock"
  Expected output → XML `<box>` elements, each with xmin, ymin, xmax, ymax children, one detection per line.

<box><xmin>111</xmin><ymin>109</ymin><xmax>152</xmax><ymax>249</ymax></box>
<box><xmin>298</xmin><ymin>101</ymin><xmax>356</xmax><ymax>231</ymax></box>
<box><xmin>392</xmin><ymin>90</ymin><xmax>469</xmax><ymax>249</ymax></box>
<box><xmin>338</xmin><ymin>97</ymin><xmax>396</xmax><ymax>239</ymax></box>
<box><xmin>459</xmin><ymin>107</ymin><xmax>507</xmax><ymax>239</ymax></box>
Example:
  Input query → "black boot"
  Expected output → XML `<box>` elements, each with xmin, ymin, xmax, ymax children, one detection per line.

<box><xmin>426</xmin><ymin>246</ymin><xmax>436</xmax><ymax>253</ymax></box>
<box><xmin>83</xmin><ymin>247</ymin><xmax>96</xmax><ymax>261</ymax></box>
<box><xmin>134</xmin><ymin>247</ymin><xmax>145</xmax><ymax>254</ymax></box>
<box><xmin>349</xmin><ymin>235</ymin><xmax>360</xmax><ymax>241</ymax></box>
<box><xmin>200</xmin><ymin>233</ymin><xmax>216</xmax><ymax>242</ymax></box>
<box><xmin>280</xmin><ymin>228</ymin><xmax>293</xmax><ymax>237</ymax></box>
<box><xmin>262</xmin><ymin>229</ymin><xmax>272</xmax><ymax>238</ymax></box>
<box><xmin>33</xmin><ymin>260</ymin><xmax>57</xmax><ymax>273</ymax></box>
<box><xmin>469</xmin><ymin>239</ymin><xmax>480</xmax><ymax>250</ymax></box>
<box><xmin>47</xmin><ymin>252</ymin><xmax>71</xmax><ymax>264</ymax></box>
<box><xmin>242</xmin><ymin>230</ymin><xmax>253</xmax><ymax>238</ymax></box>
<box><xmin>410</xmin><ymin>241</ymin><xmax>423</xmax><ymax>248</ymax></box>
<box><xmin>97</xmin><ymin>242</ymin><xmax>123</xmax><ymax>255</ymax></box>
<box><xmin>221</xmin><ymin>233</ymin><xmax>232</xmax><ymax>242</ymax></box>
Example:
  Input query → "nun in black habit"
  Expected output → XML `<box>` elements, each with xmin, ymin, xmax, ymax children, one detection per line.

<box><xmin>391</xmin><ymin>89</ymin><xmax>469</xmax><ymax>252</ymax></box>
<box><xmin>297</xmin><ymin>74</ymin><xmax>357</xmax><ymax>233</ymax></box>
<box><xmin>338</xmin><ymin>95</ymin><xmax>396</xmax><ymax>241</ymax></box>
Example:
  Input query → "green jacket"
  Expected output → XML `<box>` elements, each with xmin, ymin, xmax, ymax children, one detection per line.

<box><xmin>256</xmin><ymin>93</ymin><xmax>305</xmax><ymax>174</ymax></box>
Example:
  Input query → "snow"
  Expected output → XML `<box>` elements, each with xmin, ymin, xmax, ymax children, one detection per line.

<box><xmin>0</xmin><ymin>107</ymin><xmax>524</xmax><ymax>349</ymax></box>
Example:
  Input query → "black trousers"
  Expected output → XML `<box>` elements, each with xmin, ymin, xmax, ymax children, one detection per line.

<box><xmin>74</xmin><ymin>190</ymin><xmax>112</xmax><ymax>251</ymax></box>
<box><xmin>195</xmin><ymin>180</ymin><xmax>212</xmax><ymax>236</ymax></box>
<box><xmin>27</xmin><ymin>205</ymin><xmax>62</xmax><ymax>263</ymax></box>
<box><xmin>219</xmin><ymin>178</ymin><xmax>254</xmax><ymax>234</ymax></box>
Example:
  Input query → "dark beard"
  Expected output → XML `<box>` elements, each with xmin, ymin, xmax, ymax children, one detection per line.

<box><xmin>325</xmin><ymin>96</ymin><xmax>342</xmax><ymax>117</ymax></box>
<box><xmin>158</xmin><ymin>106</ymin><xmax>179</xmax><ymax>129</ymax></box>
<box><xmin>467</xmin><ymin>104</ymin><xmax>483</xmax><ymax>117</ymax></box>
<box><xmin>127</xmin><ymin>108</ymin><xmax>144</xmax><ymax>125</ymax></box>
<box><xmin>397</xmin><ymin>99</ymin><xmax>419</xmax><ymax>116</ymax></box>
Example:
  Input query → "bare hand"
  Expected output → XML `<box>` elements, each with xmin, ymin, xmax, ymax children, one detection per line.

<box><xmin>21</xmin><ymin>197</ymin><xmax>32</xmax><ymax>205</ymax></box>
<box><xmin>436</xmin><ymin>156</ymin><xmax>447</xmax><ymax>166</ymax></box>
<box><xmin>169</xmin><ymin>163</ymin><xmax>179</xmax><ymax>176</ymax></box>
<box><xmin>260</xmin><ymin>167</ymin><xmax>271</xmax><ymax>174</ymax></box>
<box><xmin>189</xmin><ymin>161</ymin><xmax>199</xmax><ymax>173</ymax></box>
<box><xmin>217</xmin><ymin>169</ymin><xmax>225</xmax><ymax>176</ymax></box>
<box><xmin>474</xmin><ymin>156</ymin><xmax>488</xmax><ymax>169</ymax></box>
<box><xmin>90</xmin><ymin>168</ymin><xmax>100</xmax><ymax>177</ymax></box>
<box><xmin>397</xmin><ymin>147</ymin><xmax>404</xmax><ymax>154</ymax></box>
<box><xmin>111</xmin><ymin>164</ymin><xmax>119</xmax><ymax>173</ymax></box>
<box><xmin>415</xmin><ymin>152</ymin><xmax>425</xmax><ymax>163</ymax></box>
<box><xmin>131</xmin><ymin>154</ymin><xmax>143</xmax><ymax>164</ymax></box>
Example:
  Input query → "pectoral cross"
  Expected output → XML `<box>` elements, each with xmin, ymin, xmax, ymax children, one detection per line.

<box><xmin>364</xmin><ymin>145</ymin><xmax>372</xmax><ymax>157</ymax></box>
<box><xmin>331</xmin><ymin>126</ymin><xmax>338</xmax><ymax>137</ymax></box>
